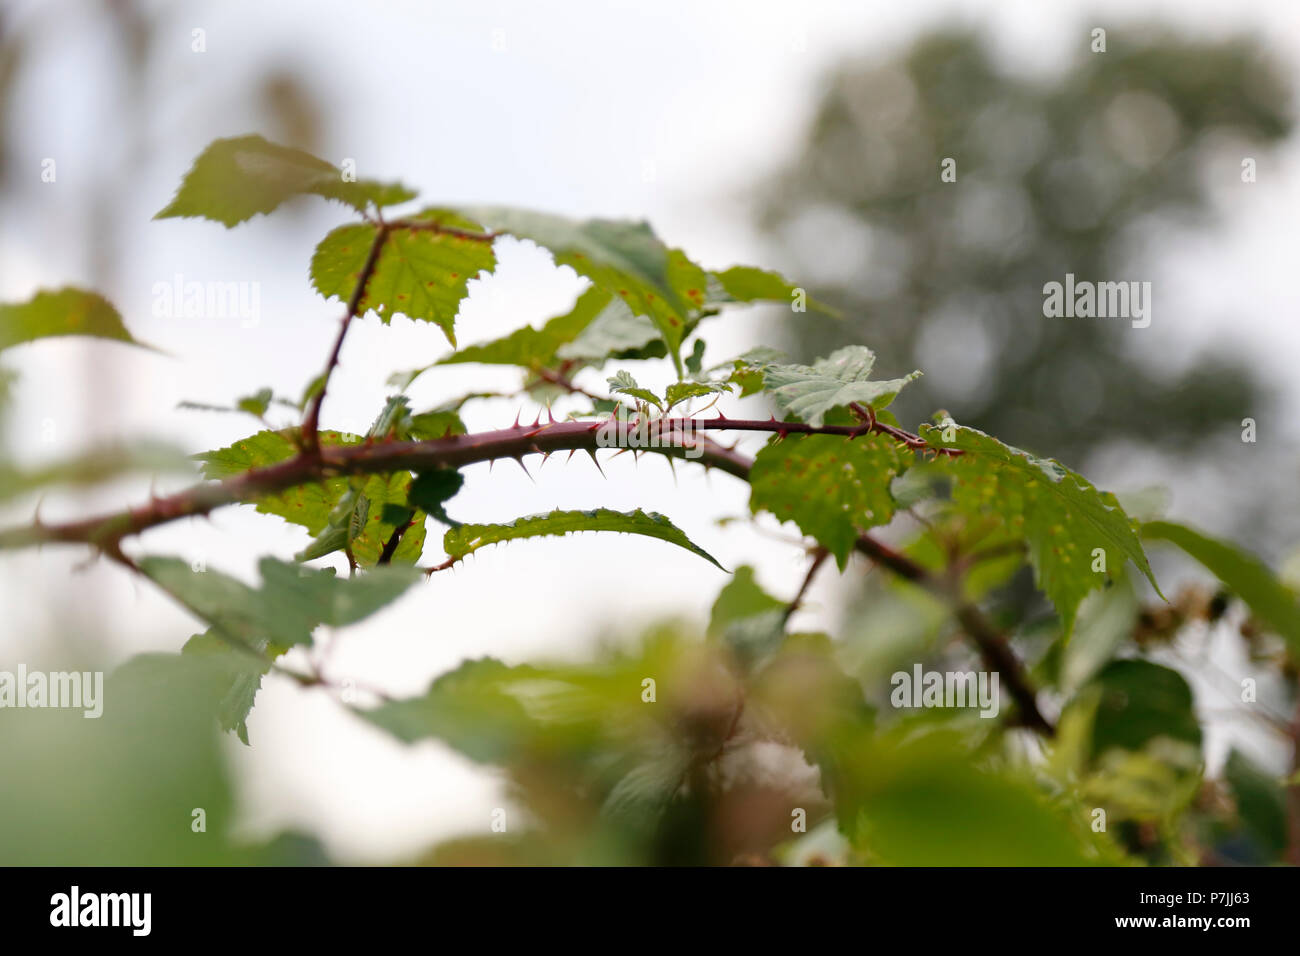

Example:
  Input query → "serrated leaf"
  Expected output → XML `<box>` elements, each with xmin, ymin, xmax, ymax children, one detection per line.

<box><xmin>664</xmin><ymin>380</ymin><xmax>731</xmax><ymax>410</ymax></box>
<box><xmin>0</xmin><ymin>288</ymin><xmax>148</xmax><ymax>352</ymax></box>
<box><xmin>195</xmin><ymin>429</ymin><xmax>426</xmax><ymax>566</ymax></box>
<box><xmin>442</xmin><ymin>508</ymin><xmax>725</xmax><ymax>570</ymax></box>
<box><xmin>1143</xmin><ymin>519</ymin><xmax>1300</xmax><ymax>657</ymax></box>
<box><xmin>606</xmin><ymin>370</ymin><xmax>662</xmax><ymax>408</ymax></box>
<box><xmin>763</xmin><ymin>346</ymin><xmax>919</xmax><ymax>426</ymax></box>
<box><xmin>310</xmin><ymin>210</ymin><xmax>496</xmax><ymax>345</ymax></box>
<box><xmin>749</xmin><ymin>434</ymin><xmax>908</xmax><ymax>569</ymax></box>
<box><xmin>155</xmin><ymin>134</ymin><xmax>415</xmax><ymax>226</ymax></box>
<box><xmin>456</xmin><ymin>207</ymin><xmax>697</xmax><ymax>374</ymax></box>
<box><xmin>923</xmin><ymin>424</ymin><xmax>1160</xmax><ymax>634</ymax></box>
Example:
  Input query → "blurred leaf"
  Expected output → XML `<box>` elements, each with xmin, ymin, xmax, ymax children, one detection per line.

<box><xmin>1082</xmin><ymin>659</ymin><xmax>1201</xmax><ymax>762</ymax></box>
<box><xmin>837</xmin><ymin>728</ymin><xmax>1097</xmax><ymax>865</ymax></box>
<box><xmin>1224</xmin><ymin>749</ymin><xmax>1288</xmax><ymax>856</ymax></box>
<box><xmin>708</xmin><ymin>565</ymin><xmax>787</xmax><ymax>665</ymax></box>
<box><xmin>457</xmin><ymin>207</ymin><xmax>698</xmax><ymax>374</ymax></box>
<box><xmin>0</xmin><ymin>287</ymin><xmax>148</xmax><ymax>352</ymax></box>
<box><xmin>1144</xmin><ymin>519</ymin><xmax>1300</xmax><ymax>657</ymax></box>
<box><xmin>439</xmin><ymin>286</ymin><xmax>612</xmax><ymax>369</ymax></box>
<box><xmin>0</xmin><ymin>440</ymin><xmax>191</xmax><ymax>504</ymax></box>
<box><xmin>155</xmin><ymin>134</ymin><xmax>415</xmax><ymax>226</ymax></box>
<box><xmin>0</xmin><ymin>653</ymin><xmax>237</xmax><ymax>864</ymax></box>
<box><xmin>139</xmin><ymin>556</ymin><xmax>419</xmax><ymax>650</ymax></box>
<box><xmin>710</xmin><ymin>265</ymin><xmax>837</xmax><ymax>316</ymax></box>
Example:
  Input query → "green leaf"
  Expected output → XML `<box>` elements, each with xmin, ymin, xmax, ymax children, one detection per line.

<box><xmin>557</xmin><ymin>295</ymin><xmax>660</xmax><ymax>363</ymax></box>
<box><xmin>606</xmin><ymin>370</ymin><xmax>662</xmax><ymax>408</ymax></box>
<box><xmin>195</xmin><ymin>429</ymin><xmax>426</xmax><ymax>566</ymax></box>
<box><xmin>0</xmin><ymin>440</ymin><xmax>191</xmax><ymax>505</ymax></box>
<box><xmin>837</xmin><ymin>728</ymin><xmax>1097</xmax><ymax>866</ymax></box>
<box><xmin>140</xmin><ymin>556</ymin><xmax>419</xmax><ymax>650</ymax></box>
<box><xmin>182</xmin><ymin>629</ymin><xmax>282</xmax><ymax>745</ymax></box>
<box><xmin>409</xmin><ymin>469</ymin><xmax>464</xmax><ymax>527</ymax></box>
<box><xmin>664</xmin><ymin>380</ymin><xmax>731</xmax><ymax>410</ymax></box>
<box><xmin>406</xmin><ymin>410</ymin><xmax>466</xmax><ymax>441</ymax></box>
<box><xmin>1143</xmin><ymin>519</ymin><xmax>1300</xmax><ymax>657</ymax></box>
<box><xmin>142</xmin><ymin>556</ymin><xmax>418</xmax><ymax>741</ymax></box>
<box><xmin>0</xmin><ymin>288</ymin><xmax>148</xmax><ymax>352</ymax></box>
<box><xmin>310</xmin><ymin>211</ymin><xmax>497</xmax><ymax>346</ymax></box>
<box><xmin>356</xmin><ymin>658</ymin><xmax>544</xmax><ymax>761</ymax></box>
<box><xmin>749</xmin><ymin>434</ymin><xmax>908</xmax><ymax>569</ymax></box>
<box><xmin>923</xmin><ymin>423</ymin><xmax>1161</xmax><ymax>634</ymax></box>
<box><xmin>155</xmin><ymin>134</ymin><xmax>415</xmax><ymax>226</ymax></box>
<box><xmin>442</xmin><ymin>508</ymin><xmax>725</xmax><ymax>570</ymax></box>
<box><xmin>763</xmin><ymin>346</ymin><xmax>919</xmax><ymax>426</ymax></box>
<box><xmin>1224</xmin><ymin>749</ymin><xmax>1288</xmax><ymax>856</ymax></box>
<box><xmin>456</xmin><ymin>207</ymin><xmax>698</xmax><ymax>373</ymax></box>
<box><xmin>1082</xmin><ymin>659</ymin><xmax>1201</xmax><ymax>761</ymax></box>
<box><xmin>438</xmin><ymin>286</ymin><xmax>663</xmax><ymax>372</ymax></box>
<box><xmin>709</xmin><ymin>265</ymin><xmax>837</xmax><ymax>316</ymax></box>
<box><xmin>708</xmin><ymin>565</ymin><xmax>786</xmax><ymax>665</ymax></box>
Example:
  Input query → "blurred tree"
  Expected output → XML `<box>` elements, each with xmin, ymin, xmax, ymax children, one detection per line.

<box><xmin>757</xmin><ymin>29</ymin><xmax>1291</xmax><ymax>468</ymax></box>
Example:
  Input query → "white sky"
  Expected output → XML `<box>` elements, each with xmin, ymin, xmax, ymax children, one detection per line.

<box><xmin>1</xmin><ymin>0</ymin><xmax>1298</xmax><ymax>860</ymax></box>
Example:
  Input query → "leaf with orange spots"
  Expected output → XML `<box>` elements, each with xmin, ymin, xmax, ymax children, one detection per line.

<box><xmin>310</xmin><ymin>209</ymin><xmax>497</xmax><ymax>346</ymax></box>
<box><xmin>921</xmin><ymin>423</ymin><xmax>1161</xmax><ymax>634</ymax></box>
<box><xmin>749</xmin><ymin>434</ymin><xmax>909</xmax><ymax>569</ymax></box>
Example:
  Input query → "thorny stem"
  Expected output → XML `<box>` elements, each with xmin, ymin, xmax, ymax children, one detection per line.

<box><xmin>301</xmin><ymin>223</ymin><xmax>390</xmax><ymax>452</ymax></box>
<box><xmin>0</xmin><ymin>412</ymin><xmax>1052</xmax><ymax>735</ymax></box>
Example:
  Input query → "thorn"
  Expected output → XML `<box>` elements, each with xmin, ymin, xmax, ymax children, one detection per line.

<box><xmin>665</xmin><ymin>456</ymin><xmax>678</xmax><ymax>486</ymax></box>
<box><xmin>538</xmin><ymin>451</ymin><xmax>552</xmax><ymax>468</ymax></box>
<box><xmin>513</xmin><ymin>408</ymin><xmax>522</xmax><ymax>427</ymax></box>
<box><xmin>513</xmin><ymin>455</ymin><xmax>535</xmax><ymax>482</ymax></box>
<box><xmin>488</xmin><ymin>458</ymin><xmax>496</xmax><ymax>473</ymax></box>
<box><xmin>531</xmin><ymin>412</ymin><xmax>542</xmax><ymax>428</ymax></box>
<box><xmin>585</xmin><ymin>449</ymin><xmax>606</xmax><ymax>478</ymax></box>
<box><xmin>566</xmin><ymin>449</ymin><xmax>577</xmax><ymax>463</ymax></box>
<box><xmin>546</xmin><ymin>405</ymin><xmax>557</xmax><ymax>424</ymax></box>
<box><xmin>610</xmin><ymin>447</ymin><xmax>631</xmax><ymax>460</ymax></box>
